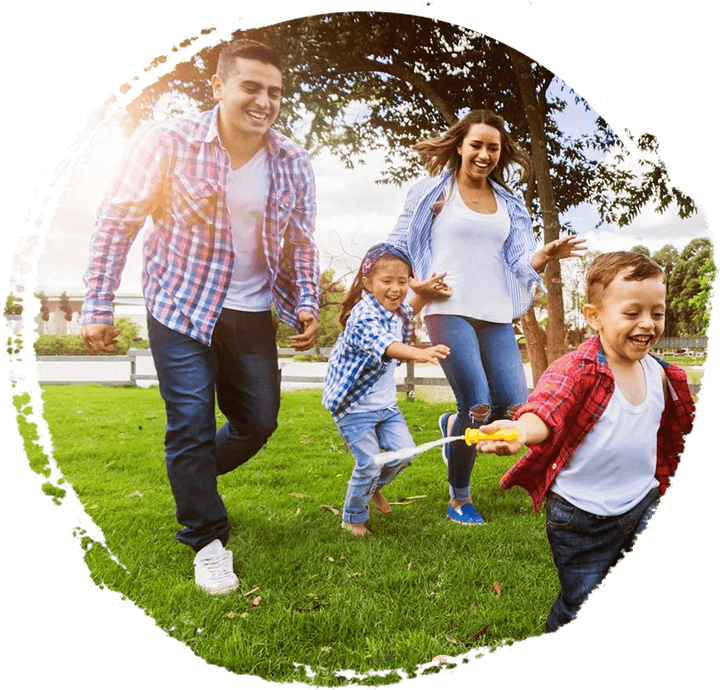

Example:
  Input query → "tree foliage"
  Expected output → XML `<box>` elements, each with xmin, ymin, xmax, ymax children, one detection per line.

<box><xmin>117</xmin><ymin>11</ymin><xmax>701</xmax><ymax>363</ymax></box>
<box><xmin>666</xmin><ymin>237</ymin><xmax>715</xmax><ymax>336</ymax></box>
<box><xmin>121</xmin><ymin>12</ymin><xmax>695</xmax><ymax>233</ymax></box>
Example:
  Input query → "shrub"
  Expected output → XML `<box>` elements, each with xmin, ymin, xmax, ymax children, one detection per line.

<box><xmin>34</xmin><ymin>318</ymin><xmax>141</xmax><ymax>356</ymax></box>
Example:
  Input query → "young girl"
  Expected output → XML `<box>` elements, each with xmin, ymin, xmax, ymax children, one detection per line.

<box><xmin>322</xmin><ymin>243</ymin><xmax>451</xmax><ymax>536</ymax></box>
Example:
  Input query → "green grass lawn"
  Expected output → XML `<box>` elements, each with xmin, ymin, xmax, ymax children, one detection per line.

<box><xmin>18</xmin><ymin>385</ymin><xmax>557</xmax><ymax>685</ymax></box>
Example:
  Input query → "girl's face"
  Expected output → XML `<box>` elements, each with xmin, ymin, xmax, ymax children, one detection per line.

<box><xmin>361</xmin><ymin>258</ymin><xmax>411</xmax><ymax>312</ymax></box>
<box><xmin>456</xmin><ymin>123</ymin><xmax>502</xmax><ymax>186</ymax></box>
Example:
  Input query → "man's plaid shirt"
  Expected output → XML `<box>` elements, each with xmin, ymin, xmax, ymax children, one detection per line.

<box><xmin>80</xmin><ymin>106</ymin><xmax>319</xmax><ymax>346</ymax></box>
<box><xmin>322</xmin><ymin>293</ymin><xmax>415</xmax><ymax>420</ymax></box>
<box><xmin>501</xmin><ymin>335</ymin><xmax>696</xmax><ymax>511</ymax></box>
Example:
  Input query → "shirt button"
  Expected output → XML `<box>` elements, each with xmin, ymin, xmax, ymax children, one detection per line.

<box><xmin>552</xmin><ymin>463</ymin><xmax>557</xmax><ymax>469</ymax></box>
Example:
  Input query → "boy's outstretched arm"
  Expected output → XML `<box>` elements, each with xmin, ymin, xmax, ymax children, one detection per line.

<box><xmin>475</xmin><ymin>414</ymin><xmax>551</xmax><ymax>456</ymax></box>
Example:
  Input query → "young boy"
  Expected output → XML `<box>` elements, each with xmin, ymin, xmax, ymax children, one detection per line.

<box><xmin>477</xmin><ymin>252</ymin><xmax>695</xmax><ymax>632</ymax></box>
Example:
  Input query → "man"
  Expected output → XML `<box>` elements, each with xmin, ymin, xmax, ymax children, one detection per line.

<box><xmin>80</xmin><ymin>39</ymin><xmax>320</xmax><ymax>595</ymax></box>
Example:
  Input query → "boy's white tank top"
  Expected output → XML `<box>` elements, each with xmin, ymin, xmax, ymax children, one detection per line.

<box><xmin>551</xmin><ymin>355</ymin><xmax>665</xmax><ymax>516</ymax></box>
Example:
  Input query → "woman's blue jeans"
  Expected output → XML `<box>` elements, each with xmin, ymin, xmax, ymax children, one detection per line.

<box><xmin>147</xmin><ymin>310</ymin><xmax>280</xmax><ymax>551</ymax></box>
<box><xmin>336</xmin><ymin>406</ymin><xmax>414</xmax><ymax>524</ymax></box>
<box><xmin>544</xmin><ymin>487</ymin><xmax>660</xmax><ymax>633</ymax></box>
<box><xmin>425</xmin><ymin>314</ymin><xmax>527</xmax><ymax>501</ymax></box>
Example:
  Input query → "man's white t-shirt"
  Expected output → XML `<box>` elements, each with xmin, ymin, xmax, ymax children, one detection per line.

<box><xmin>222</xmin><ymin>147</ymin><xmax>272</xmax><ymax>312</ymax></box>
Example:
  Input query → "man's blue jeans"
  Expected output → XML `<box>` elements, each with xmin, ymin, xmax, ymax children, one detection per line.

<box><xmin>424</xmin><ymin>314</ymin><xmax>527</xmax><ymax>501</ymax></box>
<box><xmin>147</xmin><ymin>310</ymin><xmax>280</xmax><ymax>551</ymax></box>
<box><xmin>544</xmin><ymin>486</ymin><xmax>660</xmax><ymax>633</ymax></box>
<box><xmin>335</xmin><ymin>406</ymin><xmax>414</xmax><ymax>524</ymax></box>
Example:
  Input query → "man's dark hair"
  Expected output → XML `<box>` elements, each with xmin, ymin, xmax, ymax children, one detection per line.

<box><xmin>215</xmin><ymin>38</ymin><xmax>282</xmax><ymax>81</ymax></box>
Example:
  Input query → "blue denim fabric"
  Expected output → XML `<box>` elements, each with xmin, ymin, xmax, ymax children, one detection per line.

<box><xmin>147</xmin><ymin>309</ymin><xmax>280</xmax><ymax>551</ymax></box>
<box><xmin>544</xmin><ymin>486</ymin><xmax>660</xmax><ymax>633</ymax></box>
<box><xmin>424</xmin><ymin>314</ymin><xmax>527</xmax><ymax>501</ymax></box>
<box><xmin>336</xmin><ymin>406</ymin><xmax>415</xmax><ymax>523</ymax></box>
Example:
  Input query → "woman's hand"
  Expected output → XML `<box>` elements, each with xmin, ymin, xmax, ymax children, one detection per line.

<box><xmin>409</xmin><ymin>272</ymin><xmax>453</xmax><ymax>299</ymax></box>
<box><xmin>532</xmin><ymin>235</ymin><xmax>587</xmax><ymax>271</ymax></box>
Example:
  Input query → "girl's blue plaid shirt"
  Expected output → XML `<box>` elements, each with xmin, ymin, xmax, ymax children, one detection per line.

<box><xmin>322</xmin><ymin>292</ymin><xmax>415</xmax><ymax>420</ymax></box>
<box><xmin>80</xmin><ymin>106</ymin><xmax>319</xmax><ymax>346</ymax></box>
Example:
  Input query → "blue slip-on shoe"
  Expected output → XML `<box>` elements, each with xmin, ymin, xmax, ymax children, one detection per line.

<box><xmin>438</xmin><ymin>413</ymin><xmax>452</xmax><ymax>466</ymax></box>
<box><xmin>447</xmin><ymin>502</ymin><xmax>486</xmax><ymax>525</ymax></box>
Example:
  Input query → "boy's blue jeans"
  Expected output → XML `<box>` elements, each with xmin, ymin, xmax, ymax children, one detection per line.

<box><xmin>336</xmin><ymin>406</ymin><xmax>414</xmax><ymax>524</ymax></box>
<box><xmin>424</xmin><ymin>314</ymin><xmax>527</xmax><ymax>501</ymax></box>
<box><xmin>544</xmin><ymin>486</ymin><xmax>660</xmax><ymax>633</ymax></box>
<box><xmin>147</xmin><ymin>310</ymin><xmax>280</xmax><ymax>552</ymax></box>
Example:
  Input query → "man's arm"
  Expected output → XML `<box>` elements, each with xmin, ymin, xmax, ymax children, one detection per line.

<box><xmin>286</xmin><ymin>152</ymin><xmax>321</xmax><ymax>350</ymax></box>
<box><xmin>80</xmin><ymin>123</ymin><xmax>168</xmax><ymax>352</ymax></box>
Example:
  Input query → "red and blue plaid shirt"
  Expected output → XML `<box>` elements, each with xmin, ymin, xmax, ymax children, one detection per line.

<box><xmin>80</xmin><ymin>107</ymin><xmax>320</xmax><ymax>346</ymax></box>
<box><xmin>501</xmin><ymin>335</ymin><xmax>696</xmax><ymax>511</ymax></box>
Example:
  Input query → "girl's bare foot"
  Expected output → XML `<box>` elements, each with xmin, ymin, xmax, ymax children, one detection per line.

<box><xmin>341</xmin><ymin>521</ymin><xmax>371</xmax><ymax>536</ymax></box>
<box><xmin>371</xmin><ymin>490</ymin><xmax>392</xmax><ymax>513</ymax></box>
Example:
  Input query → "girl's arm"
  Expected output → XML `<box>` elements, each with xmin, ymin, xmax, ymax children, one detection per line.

<box><xmin>385</xmin><ymin>341</ymin><xmax>450</xmax><ymax>365</ymax></box>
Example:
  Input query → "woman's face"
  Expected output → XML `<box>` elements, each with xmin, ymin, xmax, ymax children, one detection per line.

<box><xmin>456</xmin><ymin>123</ymin><xmax>502</xmax><ymax>187</ymax></box>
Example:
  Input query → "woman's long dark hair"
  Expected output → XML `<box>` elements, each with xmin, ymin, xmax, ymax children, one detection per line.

<box><xmin>412</xmin><ymin>109</ymin><xmax>532</xmax><ymax>190</ymax></box>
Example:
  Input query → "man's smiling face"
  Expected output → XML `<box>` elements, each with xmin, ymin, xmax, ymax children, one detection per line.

<box><xmin>212</xmin><ymin>57</ymin><xmax>282</xmax><ymax>143</ymax></box>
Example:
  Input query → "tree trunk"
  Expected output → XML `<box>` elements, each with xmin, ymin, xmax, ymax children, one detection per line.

<box><xmin>509</xmin><ymin>47</ymin><xmax>567</xmax><ymax>364</ymax></box>
<box><xmin>520</xmin><ymin>307</ymin><xmax>547</xmax><ymax>387</ymax></box>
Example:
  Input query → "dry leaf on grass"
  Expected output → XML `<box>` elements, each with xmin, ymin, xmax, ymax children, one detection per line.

<box><xmin>444</xmin><ymin>634</ymin><xmax>459</xmax><ymax>645</ymax></box>
<box><xmin>493</xmin><ymin>582</ymin><xmax>502</xmax><ymax>598</ymax></box>
<box><xmin>466</xmin><ymin>626</ymin><xmax>489</xmax><ymax>645</ymax></box>
<box><xmin>391</xmin><ymin>495</ymin><xmax>428</xmax><ymax>505</ymax></box>
<box><xmin>290</xmin><ymin>492</ymin><xmax>311</xmax><ymax>500</ymax></box>
<box><xmin>252</xmin><ymin>596</ymin><xmax>261</xmax><ymax>607</ymax></box>
<box><xmin>244</xmin><ymin>587</ymin><xmax>259</xmax><ymax>597</ymax></box>
<box><xmin>321</xmin><ymin>504</ymin><xmax>341</xmax><ymax>516</ymax></box>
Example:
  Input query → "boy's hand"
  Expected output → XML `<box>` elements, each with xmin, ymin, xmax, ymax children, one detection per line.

<box><xmin>416</xmin><ymin>343</ymin><xmax>450</xmax><ymax>364</ymax></box>
<box><xmin>475</xmin><ymin>420</ymin><xmax>525</xmax><ymax>456</ymax></box>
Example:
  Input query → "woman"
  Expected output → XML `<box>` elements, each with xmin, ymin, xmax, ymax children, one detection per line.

<box><xmin>388</xmin><ymin>109</ymin><xmax>585</xmax><ymax>525</ymax></box>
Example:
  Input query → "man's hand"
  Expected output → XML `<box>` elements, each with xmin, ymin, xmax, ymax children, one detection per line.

<box><xmin>289</xmin><ymin>311</ymin><xmax>318</xmax><ymax>351</ymax></box>
<box><xmin>81</xmin><ymin>323</ymin><xmax>122</xmax><ymax>354</ymax></box>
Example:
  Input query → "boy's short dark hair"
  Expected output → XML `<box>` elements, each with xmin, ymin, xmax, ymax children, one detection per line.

<box><xmin>216</xmin><ymin>38</ymin><xmax>281</xmax><ymax>81</ymax></box>
<box><xmin>586</xmin><ymin>251</ymin><xmax>666</xmax><ymax>305</ymax></box>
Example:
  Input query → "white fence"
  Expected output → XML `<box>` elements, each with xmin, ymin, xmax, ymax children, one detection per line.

<box><xmin>30</xmin><ymin>337</ymin><xmax>704</xmax><ymax>397</ymax></box>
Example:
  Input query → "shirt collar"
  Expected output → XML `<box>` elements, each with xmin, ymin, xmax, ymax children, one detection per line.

<box><xmin>361</xmin><ymin>291</ymin><xmax>413</xmax><ymax>325</ymax></box>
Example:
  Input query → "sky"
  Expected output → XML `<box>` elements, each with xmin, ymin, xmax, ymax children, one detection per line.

<box><xmin>32</xmin><ymin>69</ymin><xmax>709</xmax><ymax>297</ymax></box>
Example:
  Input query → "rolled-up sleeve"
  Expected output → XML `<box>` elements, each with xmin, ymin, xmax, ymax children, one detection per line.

<box><xmin>80</xmin><ymin>123</ymin><xmax>168</xmax><ymax>325</ymax></box>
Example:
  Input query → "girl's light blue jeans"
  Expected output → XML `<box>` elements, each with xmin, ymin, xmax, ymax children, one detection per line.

<box><xmin>335</xmin><ymin>405</ymin><xmax>415</xmax><ymax>524</ymax></box>
<box><xmin>425</xmin><ymin>314</ymin><xmax>527</xmax><ymax>502</ymax></box>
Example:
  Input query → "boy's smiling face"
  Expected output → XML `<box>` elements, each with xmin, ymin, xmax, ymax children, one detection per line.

<box><xmin>582</xmin><ymin>269</ymin><xmax>667</xmax><ymax>367</ymax></box>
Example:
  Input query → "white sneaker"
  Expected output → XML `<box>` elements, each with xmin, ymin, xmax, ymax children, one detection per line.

<box><xmin>193</xmin><ymin>539</ymin><xmax>239</xmax><ymax>595</ymax></box>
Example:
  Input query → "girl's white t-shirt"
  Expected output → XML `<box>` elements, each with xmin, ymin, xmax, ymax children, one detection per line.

<box><xmin>222</xmin><ymin>147</ymin><xmax>273</xmax><ymax>312</ymax></box>
<box><xmin>551</xmin><ymin>355</ymin><xmax>665</xmax><ymax>516</ymax></box>
<box><xmin>352</xmin><ymin>313</ymin><xmax>403</xmax><ymax>413</ymax></box>
<box><xmin>424</xmin><ymin>187</ymin><xmax>513</xmax><ymax>323</ymax></box>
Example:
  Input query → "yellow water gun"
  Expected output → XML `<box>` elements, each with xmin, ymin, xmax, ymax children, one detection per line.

<box><xmin>464</xmin><ymin>428</ymin><xmax>519</xmax><ymax>444</ymax></box>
